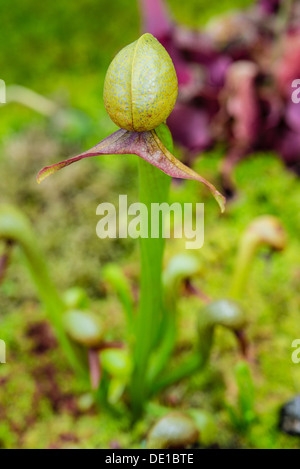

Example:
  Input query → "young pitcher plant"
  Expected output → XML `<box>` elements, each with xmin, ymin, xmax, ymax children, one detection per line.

<box><xmin>37</xmin><ymin>33</ymin><xmax>226</xmax><ymax>417</ymax></box>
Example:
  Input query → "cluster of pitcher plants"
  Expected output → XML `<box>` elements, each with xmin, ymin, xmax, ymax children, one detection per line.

<box><xmin>0</xmin><ymin>29</ymin><xmax>287</xmax><ymax>428</ymax></box>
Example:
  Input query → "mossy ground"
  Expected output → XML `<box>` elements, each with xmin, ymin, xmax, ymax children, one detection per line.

<box><xmin>0</xmin><ymin>0</ymin><xmax>300</xmax><ymax>449</ymax></box>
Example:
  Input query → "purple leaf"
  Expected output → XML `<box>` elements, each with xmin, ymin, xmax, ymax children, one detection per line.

<box><xmin>208</xmin><ymin>55</ymin><xmax>232</xmax><ymax>88</ymax></box>
<box><xmin>275</xmin><ymin>32</ymin><xmax>300</xmax><ymax>98</ymax></box>
<box><xmin>173</xmin><ymin>27</ymin><xmax>218</xmax><ymax>65</ymax></box>
<box><xmin>138</xmin><ymin>0</ymin><xmax>195</xmax><ymax>87</ymax></box>
<box><xmin>286</xmin><ymin>101</ymin><xmax>300</xmax><ymax>133</ymax></box>
<box><xmin>167</xmin><ymin>103</ymin><xmax>213</xmax><ymax>154</ymax></box>
<box><xmin>274</xmin><ymin>129</ymin><xmax>300</xmax><ymax>168</ymax></box>
<box><xmin>222</xmin><ymin>61</ymin><xmax>260</xmax><ymax>145</ymax></box>
<box><xmin>138</xmin><ymin>0</ymin><xmax>172</xmax><ymax>41</ymax></box>
<box><xmin>37</xmin><ymin>128</ymin><xmax>225</xmax><ymax>212</ymax></box>
<box><xmin>258</xmin><ymin>0</ymin><xmax>280</xmax><ymax>15</ymax></box>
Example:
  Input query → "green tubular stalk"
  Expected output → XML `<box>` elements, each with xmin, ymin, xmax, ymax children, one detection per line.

<box><xmin>147</xmin><ymin>255</ymin><xmax>199</xmax><ymax>388</ymax></box>
<box><xmin>229</xmin><ymin>236</ymin><xmax>259</xmax><ymax>300</ymax></box>
<box><xmin>197</xmin><ymin>301</ymin><xmax>245</xmax><ymax>363</ymax></box>
<box><xmin>146</xmin><ymin>303</ymin><xmax>177</xmax><ymax>387</ymax></box>
<box><xmin>152</xmin><ymin>299</ymin><xmax>246</xmax><ymax>394</ymax></box>
<box><xmin>150</xmin><ymin>353</ymin><xmax>203</xmax><ymax>396</ymax></box>
<box><xmin>102</xmin><ymin>263</ymin><xmax>134</xmax><ymax>333</ymax></box>
<box><xmin>230</xmin><ymin>216</ymin><xmax>286</xmax><ymax>299</ymax></box>
<box><xmin>130</xmin><ymin>124</ymin><xmax>173</xmax><ymax>418</ymax></box>
<box><xmin>0</xmin><ymin>205</ymin><xmax>85</xmax><ymax>377</ymax></box>
<box><xmin>6</xmin><ymin>85</ymin><xmax>58</xmax><ymax>116</ymax></box>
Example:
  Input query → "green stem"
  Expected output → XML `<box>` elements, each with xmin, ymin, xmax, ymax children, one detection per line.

<box><xmin>151</xmin><ymin>299</ymin><xmax>246</xmax><ymax>394</ymax></box>
<box><xmin>0</xmin><ymin>205</ymin><xmax>86</xmax><ymax>377</ymax></box>
<box><xmin>230</xmin><ymin>235</ymin><xmax>258</xmax><ymax>299</ymax></box>
<box><xmin>147</xmin><ymin>255</ymin><xmax>200</xmax><ymax>387</ymax></box>
<box><xmin>102</xmin><ymin>263</ymin><xmax>134</xmax><ymax>335</ymax></box>
<box><xmin>230</xmin><ymin>217</ymin><xmax>285</xmax><ymax>299</ymax></box>
<box><xmin>146</xmin><ymin>303</ymin><xmax>177</xmax><ymax>387</ymax></box>
<box><xmin>150</xmin><ymin>353</ymin><xmax>203</xmax><ymax>395</ymax></box>
<box><xmin>6</xmin><ymin>85</ymin><xmax>58</xmax><ymax>116</ymax></box>
<box><xmin>130</xmin><ymin>124</ymin><xmax>173</xmax><ymax>418</ymax></box>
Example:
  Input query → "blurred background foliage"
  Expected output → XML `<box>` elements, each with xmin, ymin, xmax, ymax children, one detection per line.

<box><xmin>0</xmin><ymin>0</ymin><xmax>300</xmax><ymax>449</ymax></box>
